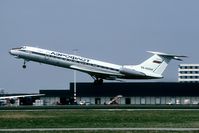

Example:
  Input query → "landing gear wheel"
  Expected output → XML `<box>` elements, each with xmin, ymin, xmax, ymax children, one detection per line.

<box><xmin>99</xmin><ymin>79</ymin><xmax>103</xmax><ymax>84</ymax></box>
<box><xmin>94</xmin><ymin>78</ymin><xmax>103</xmax><ymax>85</ymax></box>
<box><xmin>22</xmin><ymin>64</ymin><xmax>26</xmax><ymax>69</ymax></box>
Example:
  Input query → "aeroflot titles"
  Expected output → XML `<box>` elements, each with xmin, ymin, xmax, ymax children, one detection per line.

<box><xmin>51</xmin><ymin>52</ymin><xmax>90</xmax><ymax>63</ymax></box>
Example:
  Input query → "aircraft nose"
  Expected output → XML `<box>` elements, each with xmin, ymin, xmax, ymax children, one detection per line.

<box><xmin>9</xmin><ymin>49</ymin><xmax>13</xmax><ymax>55</ymax></box>
<box><xmin>9</xmin><ymin>49</ymin><xmax>12</xmax><ymax>55</ymax></box>
<box><xmin>9</xmin><ymin>49</ymin><xmax>15</xmax><ymax>55</ymax></box>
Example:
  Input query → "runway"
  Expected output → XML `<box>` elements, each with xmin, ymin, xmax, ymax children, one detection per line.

<box><xmin>0</xmin><ymin>128</ymin><xmax>199</xmax><ymax>131</ymax></box>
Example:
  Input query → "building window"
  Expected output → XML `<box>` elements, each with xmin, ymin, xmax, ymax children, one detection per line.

<box><xmin>125</xmin><ymin>98</ymin><xmax>131</xmax><ymax>104</ymax></box>
<box><xmin>59</xmin><ymin>97</ymin><xmax>66</xmax><ymax>105</ymax></box>
<box><xmin>155</xmin><ymin>98</ymin><xmax>161</xmax><ymax>104</ymax></box>
<box><xmin>95</xmin><ymin>98</ymin><xmax>101</xmax><ymax>105</ymax></box>
<box><xmin>180</xmin><ymin>71</ymin><xmax>187</xmax><ymax>74</ymax></box>
<box><xmin>140</xmin><ymin>97</ymin><xmax>146</xmax><ymax>104</ymax></box>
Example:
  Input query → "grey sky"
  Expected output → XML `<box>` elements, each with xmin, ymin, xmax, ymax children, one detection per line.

<box><xmin>1</xmin><ymin>0</ymin><xmax>199</xmax><ymax>93</ymax></box>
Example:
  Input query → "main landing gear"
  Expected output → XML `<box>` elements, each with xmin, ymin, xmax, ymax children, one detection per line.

<box><xmin>94</xmin><ymin>78</ymin><xmax>103</xmax><ymax>85</ymax></box>
<box><xmin>22</xmin><ymin>60</ymin><xmax>27</xmax><ymax>69</ymax></box>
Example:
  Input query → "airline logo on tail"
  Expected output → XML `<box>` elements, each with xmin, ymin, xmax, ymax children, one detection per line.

<box><xmin>153</xmin><ymin>60</ymin><xmax>163</xmax><ymax>64</ymax></box>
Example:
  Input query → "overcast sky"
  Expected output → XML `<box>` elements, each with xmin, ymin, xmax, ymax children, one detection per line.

<box><xmin>1</xmin><ymin>0</ymin><xmax>199</xmax><ymax>93</ymax></box>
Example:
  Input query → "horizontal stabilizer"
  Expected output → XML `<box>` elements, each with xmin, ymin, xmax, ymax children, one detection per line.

<box><xmin>147</xmin><ymin>51</ymin><xmax>187</xmax><ymax>61</ymax></box>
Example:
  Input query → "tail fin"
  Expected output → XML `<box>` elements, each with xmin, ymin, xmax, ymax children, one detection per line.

<box><xmin>139</xmin><ymin>51</ymin><xmax>187</xmax><ymax>76</ymax></box>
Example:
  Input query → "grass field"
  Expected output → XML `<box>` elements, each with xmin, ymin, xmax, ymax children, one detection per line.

<box><xmin>0</xmin><ymin>109</ymin><xmax>199</xmax><ymax>132</ymax></box>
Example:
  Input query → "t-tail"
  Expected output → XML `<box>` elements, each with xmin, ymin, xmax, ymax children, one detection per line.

<box><xmin>134</xmin><ymin>51</ymin><xmax>187</xmax><ymax>78</ymax></box>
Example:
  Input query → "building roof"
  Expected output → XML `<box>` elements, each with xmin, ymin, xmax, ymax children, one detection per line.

<box><xmin>39</xmin><ymin>90</ymin><xmax>72</xmax><ymax>97</ymax></box>
<box><xmin>70</xmin><ymin>82</ymin><xmax>199</xmax><ymax>97</ymax></box>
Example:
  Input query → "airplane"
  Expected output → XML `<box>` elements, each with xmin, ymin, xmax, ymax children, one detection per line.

<box><xmin>0</xmin><ymin>94</ymin><xmax>44</xmax><ymax>105</ymax></box>
<box><xmin>9</xmin><ymin>46</ymin><xmax>186</xmax><ymax>84</ymax></box>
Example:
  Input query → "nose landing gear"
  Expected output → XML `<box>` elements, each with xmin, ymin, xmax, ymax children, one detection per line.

<box><xmin>22</xmin><ymin>60</ymin><xmax>27</xmax><ymax>69</ymax></box>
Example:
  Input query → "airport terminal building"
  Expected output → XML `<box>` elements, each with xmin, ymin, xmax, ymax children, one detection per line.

<box><xmin>178</xmin><ymin>64</ymin><xmax>199</xmax><ymax>82</ymax></box>
<box><xmin>40</xmin><ymin>82</ymin><xmax>199</xmax><ymax>105</ymax></box>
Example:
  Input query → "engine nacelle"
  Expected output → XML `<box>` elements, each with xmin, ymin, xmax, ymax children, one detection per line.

<box><xmin>120</xmin><ymin>66</ymin><xmax>145</xmax><ymax>76</ymax></box>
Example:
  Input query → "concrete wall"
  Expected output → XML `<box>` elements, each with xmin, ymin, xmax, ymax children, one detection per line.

<box><xmin>39</xmin><ymin>96</ymin><xmax>199</xmax><ymax>105</ymax></box>
<box><xmin>40</xmin><ymin>97</ymin><xmax>60</xmax><ymax>105</ymax></box>
<box><xmin>76</xmin><ymin>96</ymin><xmax>199</xmax><ymax>105</ymax></box>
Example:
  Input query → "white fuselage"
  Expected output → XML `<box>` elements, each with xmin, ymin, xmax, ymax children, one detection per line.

<box><xmin>9</xmin><ymin>46</ymin><xmax>163</xmax><ymax>81</ymax></box>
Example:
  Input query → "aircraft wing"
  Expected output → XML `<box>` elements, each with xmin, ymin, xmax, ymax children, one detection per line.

<box><xmin>70</xmin><ymin>65</ymin><xmax>123</xmax><ymax>79</ymax></box>
<box><xmin>0</xmin><ymin>94</ymin><xmax>45</xmax><ymax>100</ymax></box>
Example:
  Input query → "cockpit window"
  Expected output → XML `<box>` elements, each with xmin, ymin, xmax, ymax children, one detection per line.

<box><xmin>11</xmin><ymin>47</ymin><xmax>25</xmax><ymax>50</ymax></box>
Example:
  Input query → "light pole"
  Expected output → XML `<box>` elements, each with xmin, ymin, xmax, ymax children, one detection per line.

<box><xmin>73</xmin><ymin>49</ymin><xmax>78</xmax><ymax>104</ymax></box>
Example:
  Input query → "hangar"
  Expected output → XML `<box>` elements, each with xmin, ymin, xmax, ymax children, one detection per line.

<box><xmin>40</xmin><ymin>82</ymin><xmax>199</xmax><ymax>105</ymax></box>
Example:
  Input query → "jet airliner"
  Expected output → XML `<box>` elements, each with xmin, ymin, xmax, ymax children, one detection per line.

<box><xmin>0</xmin><ymin>94</ymin><xmax>44</xmax><ymax>105</ymax></box>
<box><xmin>9</xmin><ymin>46</ymin><xmax>186</xmax><ymax>84</ymax></box>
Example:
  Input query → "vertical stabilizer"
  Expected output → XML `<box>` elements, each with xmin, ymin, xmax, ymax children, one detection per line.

<box><xmin>139</xmin><ymin>51</ymin><xmax>187</xmax><ymax>76</ymax></box>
